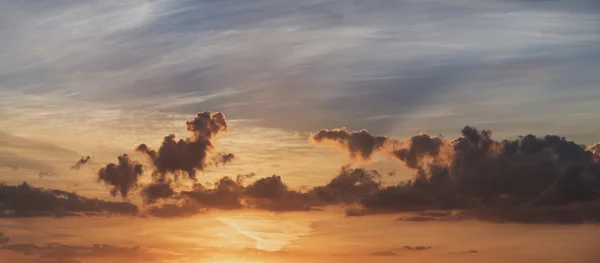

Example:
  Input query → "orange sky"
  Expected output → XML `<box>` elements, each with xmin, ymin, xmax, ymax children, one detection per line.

<box><xmin>2</xmin><ymin>0</ymin><xmax>600</xmax><ymax>262</ymax></box>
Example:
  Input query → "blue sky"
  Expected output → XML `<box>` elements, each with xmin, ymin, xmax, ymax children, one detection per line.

<box><xmin>1</xmin><ymin>0</ymin><xmax>600</xmax><ymax>142</ymax></box>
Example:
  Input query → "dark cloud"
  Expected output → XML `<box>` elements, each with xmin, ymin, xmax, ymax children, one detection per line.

<box><xmin>244</xmin><ymin>175</ymin><xmax>313</xmax><ymax>211</ymax></box>
<box><xmin>97</xmin><ymin>154</ymin><xmax>143</xmax><ymax>198</ymax></box>
<box><xmin>342</xmin><ymin>126</ymin><xmax>600</xmax><ymax>223</ymax></box>
<box><xmin>312</xmin><ymin>128</ymin><xmax>389</xmax><ymax>160</ymax></box>
<box><xmin>146</xmin><ymin>202</ymin><xmax>203</xmax><ymax>218</ymax></box>
<box><xmin>38</xmin><ymin>171</ymin><xmax>56</xmax><ymax>178</ymax></box>
<box><xmin>181</xmin><ymin>176</ymin><xmax>243</xmax><ymax>210</ymax></box>
<box><xmin>404</xmin><ymin>246</ymin><xmax>432</xmax><ymax>251</ymax></box>
<box><xmin>2</xmin><ymin>243</ymin><xmax>151</xmax><ymax>263</ymax></box>
<box><xmin>90</xmin><ymin>119</ymin><xmax>600</xmax><ymax>224</ymax></box>
<box><xmin>179</xmin><ymin>173</ymin><xmax>314</xmax><ymax>212</ymax></box>
<box><xmin>311</xmin><ymin>166</ymin><xmax>381</xmax><ymax>205</ymax></box>
<box><xmin>136</xmin><ymin>111</ymin><xmax>229</xmax><ymax>181</ymax></box>
<box><xmin>141</xmin><ymin>182</ymin><xmax>177</xmax><ymax>204</ymax></box>
<box><xmin>170</xmin><ymin>167</ymin><xmax>380</xmax><ymax>213</ymax></box>
<box><xmin>0</xmin><ymin>182</ymin><xmax>139</xmax><ymax>217</ymax></box>
<box><xmin>70</xmin><ymin>156</ymin><xmax>93</xmax><ymax>170</ymax></box>
<box><xmin>396</xmin><ymin>215</ymin><xmax>438</xmax><ymax>222</ymax></box>
<box><xmin>211</xmin><ymin>152</ymin><xmax>236</xmax><ymax>167</ymax></box>
<box><xmin>392</xmin><ymin>133</ymin><xmax>446</xmax><ymax>175</ymax></box>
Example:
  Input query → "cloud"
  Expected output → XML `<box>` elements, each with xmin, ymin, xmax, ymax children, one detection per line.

<box><xmin>146</xmin><ymin>202</ymin><xmax>203</xmax><ymax>218</ymax></box>
<box><xmin>211</xmin><ymin>152</ymin><xmax>236</xmax><ymax>167</ymax></box>
<box><xmin>38</xmin><ymin>171</ymin><xmax>57</xmax><ymax>178</ymax></box>
<box><xmin>392</xmin><ymin>133</ymin><xmax>448</xmax><ymax>175</ymax></box>
<box><xmin>70</xmin><ymin>156</ymin><xmax>93</xmax><ymax>170</ymax></box>
<box><xmin>404</xmin><ymin>246</ymin><xmax>432</xmax><ymax>251</ymax></box>
<box><xmin>169</xmin><ymin>167</ymin><xmax>380</xmax><ymax>213</ymax></box>
<box><xmin>244</xmin><ymin>175</ymin><xmax>313</xmax><ymax>211</ymax></box>
<box><xmin>2</xmin><ymin>243</ymin><xmax>152</xmax><ymax>263</ymax></box>
<box><xmin>311</xmin><ymin>166</ymin><xmax>381</xmax><ymax>205</ymax></box>
<box><xmin>136</xmin><ymin>111</ymin><xmax>229</xmax><ymax>181</ymax></box>
<box><xmin>312</xmin><ymin>128</ymin><xmax>389</xmax><ymax>160</ymax></box>
<box><xmin>87</xmin><ymin>115</ymin><xmax>600</xmax><ymax>224</ymax></box>
<box><xmin>141</xmin><ymin>182</ymin><xmax>177</xmax><ymax>204</ymax></box>
<box><xmin>97</xmin><ymin>154</ymin><xmax>144</xmax><ymax>198</ymax></box>
<box><xmin>180</xmin><ymin>177</ymin><xmax>244</xmax><ymax>210</ymax></box>
<box><xmin>0</xmin><ymin>182</ymin><xmax>139</xmax><ymax>217</ymax></box>
<box><xmin>342</xmin><ymin>126</ymin><xmax>600</xmax><ymax>223</ymax></box>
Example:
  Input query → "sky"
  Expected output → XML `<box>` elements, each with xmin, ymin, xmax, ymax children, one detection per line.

<box><xmin>1</xmin><ymin>0</ymin><xmax>600</xmax><ymax>262</ymax></box>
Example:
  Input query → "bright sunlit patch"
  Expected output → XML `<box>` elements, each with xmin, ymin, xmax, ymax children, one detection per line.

<box><xmin>214</xmin><ymin>211</ymin><xmax>316</xmax><ymax>252</ymax></box>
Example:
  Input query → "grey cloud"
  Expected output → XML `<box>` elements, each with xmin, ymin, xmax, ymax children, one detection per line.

<box><xmin>136</xmin><ymin>111</ymin><xmax>229</xmax><ymax>181</ymax></box>
<box><xmin>38</xmin><ymin>171</ymin><xmax>56</xmax><ymax>178</ymax></box>
<box><xmin>163</xmin><ymin>167</ymin><xmax>381</xmax><ymax>213</ymax></box>
<box><xmin>312</xmin><ymin>128</ymin><xmax>389</xmax><ymax>160</ymax></box>
<box><xmin>0</xmin><ymin>182</ymin><xmax>139</xmax><ymax>217</ymax></box>
<box><xmin>211</xmin><ymin>152</ymin><xmax>236</xmax><ymax>167</ymax></box>
<box><xmin>70</xmin><ymin>156</ymin><xmax>93</xmax><ymax>170</ymax></box>
<box><xmin>404</xmin><ymin>246</ymin><xmax>432</xmax><ymax>251</ymax></box>
<box><xmin>97</xmin><ymin>154</ymin><xmax>144</xmax><ymax>198</ymax></box>
<box><xmin>344</xmin><ymin>126</ymin><xmax>600</xmax><ymax>224</ymax></box>
<box><xmin>2</xmin><ymin>243</ymin><xmax>151</xmax><ymax>263</ymax></box>
<box><xmin>146</xmin><ymin>202</ymin><xmax>203</xmax><ymax>218</ymax></box>
<box><xmin>141</xmin><ymin>182</ymin><xmax>177</xmax><ymax>205</ymax></box>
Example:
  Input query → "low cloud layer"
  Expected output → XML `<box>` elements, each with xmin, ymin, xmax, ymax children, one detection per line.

<box><xmin>2</xmin><ymin>242</ymin><xmax>154</xmax><ymax>263</ymax></box>
<box><xmin>312</xmin><ymin>126</ymin><xmax>600</xmax><ymax>223</ymax></box>
<box><xmin>0</xmin><ymin>182</ymin><xmax>139</xmax><ymax>217</ymax></box>
<box><xmin>81</xmin><ymin>112</ymin><xmax>600</xmax><ymax>223</ymax></box>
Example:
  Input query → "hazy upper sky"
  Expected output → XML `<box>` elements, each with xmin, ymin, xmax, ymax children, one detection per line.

<box><xmin>2</xmin><ymin>0</ymin><xmax>600</xmax><ymax>140</ymax></box>
<box><xmin>1</xmin><ymin>1</ymin><xmax>600</xmax><ymax>263</ymax></box>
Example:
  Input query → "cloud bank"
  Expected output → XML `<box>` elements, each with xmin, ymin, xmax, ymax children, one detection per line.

<box><xmin>0</xmin><ymin>182</ymin><xmax>139</xmax><ymax>217</ymax></box>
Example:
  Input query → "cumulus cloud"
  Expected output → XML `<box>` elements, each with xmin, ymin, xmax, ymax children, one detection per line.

<box><xmin>312</xmin><ymin>128</ymin><xmax>389</xmax><ymax>160</ymax></box>
<box><xmin>0</xmin><ymin>182</ymin><xmax>139</xmax><ymax>217</ymax></box>
<box><xmin>70</xmin><ymin>155</ymin><xmax>93</xmax><ymax>170</ymax></box>
<box><xmin>97</xmin><ymin>154</ymin><xmax>144</xmax><ymax>198</ymax></box>
<box><xmin>136</xmin><ymin>111</ymin><xmax>229</xmax><ymax>181</ymax></box>
<box><xmin>342</xmin><ymin>126</ymin><xmax>600</xmax><ymax>223</ymax></box>
<box><xmin>392</xmin><ymin>133</ymin><xmax>449</xmax><ymax>176</ymax></box>
<box><xmin>88</xmin><ymin>115</ymin><xmax>600</xmax><ymax>224</ymax></box>
<box><xmin>94</xmin><ymin>111</ymin><xmax>236</xmax><ymax>209</ymax></box>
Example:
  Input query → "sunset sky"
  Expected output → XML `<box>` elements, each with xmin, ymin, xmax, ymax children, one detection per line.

<box><xmin>1</xmin><ymin>0</ymin><xmax>600</xmax><ymax>262</ymax></box>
